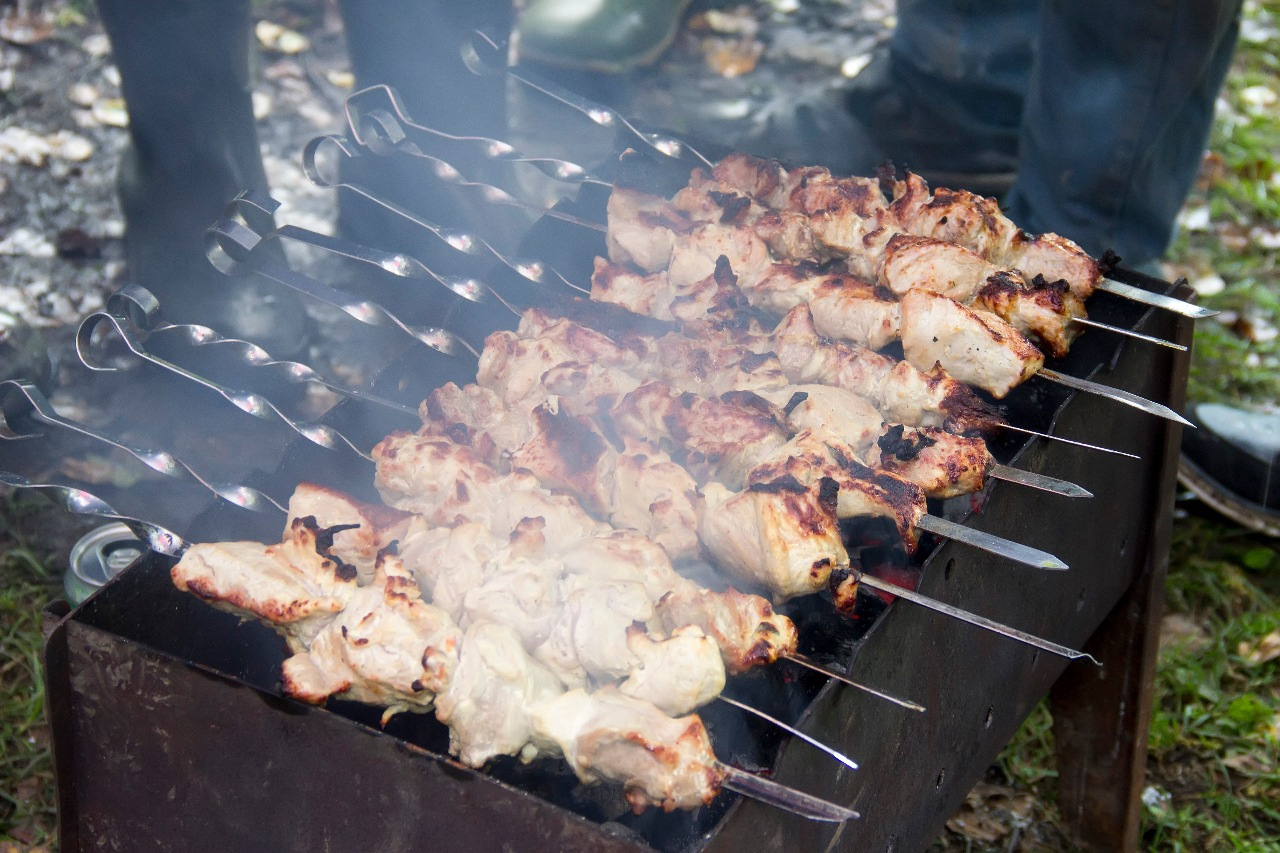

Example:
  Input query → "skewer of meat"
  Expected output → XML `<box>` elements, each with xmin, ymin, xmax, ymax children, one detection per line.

<box><xmin>508</xmin><ymin>302</ymin><xmax>1085</xmax><ymax>499</ymax></box>
<box><xmin>704</xmin><ymin>152</ymin><xmax>1212</xmax><ymax>319</ymax></box>
<box><xmin>170</xmin><ymin>483</ymin><xmax>858</xmax><ymax>819</ymax></box>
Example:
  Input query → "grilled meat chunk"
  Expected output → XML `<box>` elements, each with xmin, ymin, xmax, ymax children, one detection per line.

<box><xmin>530</xmin><ymin>686</ymin><xmax>725</xmax><ymax>813</ymax></box>
<box><xmin>698</xmin><ymin>475</ymin><xmax>845</xmax><ymax>601</ymax></box>
<box><xmin>973</xmin><ymin>271</ymin><xmax>1086</xmax><ymax>358</ymax></box>
<box><xmin>280</xmin><ymin>548</ymin><xmax>462</xmax><ymax>723</ymax></box>
<box><xmin>899</xmin><ymin>289</ymin><xmax>1045</xmax><ymax>398</ymax></box>
<box><xmin>619</xmin><ymin>625</ymin><xmax>727</xmax><ymax>717</ymax></box>
<box><xmin>874</xmin><ymin>425</ymin><xmax>994</xmax><ymax>499</ymax></box>
<box><xmin>435</xmin><ymin>621</ymin><xmax>565</xmax><ymax>767</ymax></box>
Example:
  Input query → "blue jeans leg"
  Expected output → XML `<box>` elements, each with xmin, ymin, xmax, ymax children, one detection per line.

<box><xmin>1004</xmin><ymin>0</ymin><xmax>1242</xmax><ymax>264</ymax></box>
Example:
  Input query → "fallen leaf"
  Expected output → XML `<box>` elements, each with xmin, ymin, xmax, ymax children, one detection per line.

<box><xmin>1237</xmin><ymin>630</ymin><xmax>1280</xmax><ymax>665</ymax></box>
<box><xmin>1160</xmin><ymin>613</ymin><xmax>1212</xmax><ymax>656</ymax></box>
<box><xmin>945</xmin><ymin>807</ymin><xmax>1008</xmax><ymax>843</ymax></box>
<box><xmin>1222</xmin><ymin>752</ymin><xmax>1272</xmax><ymax>775</ymax></box>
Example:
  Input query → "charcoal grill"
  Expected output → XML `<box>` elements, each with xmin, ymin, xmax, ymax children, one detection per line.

<box><xmin>26</xmin><ymin>119</ymin><xmax>1193</xmax><ymax>851</ymax></box>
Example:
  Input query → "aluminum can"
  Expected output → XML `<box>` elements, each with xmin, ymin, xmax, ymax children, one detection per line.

<box><xmin>65</xmin><ymin>522</ymin><xmax>147</xmax><ymax>606</ymax></box>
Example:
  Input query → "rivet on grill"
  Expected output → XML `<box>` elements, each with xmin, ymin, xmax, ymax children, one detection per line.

<box><xmin>984</xmin><ymin>707</ymin><xmax>995</xmax><ymax>728</ymax></box>
<box><xmin>934</xmin><ymin>769</ymin><xmax>946</xmax><ymax>790</ymax></box>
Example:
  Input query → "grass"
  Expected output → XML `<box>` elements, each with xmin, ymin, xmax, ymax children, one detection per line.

<box><xmin>0</xmin><ymin>497</ymin><xmax>62</xmax><ymax>849</ymax></box>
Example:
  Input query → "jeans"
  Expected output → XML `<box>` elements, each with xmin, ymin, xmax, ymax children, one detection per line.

<box><xmin>888</xmin><ymin>0</ymin><xmax>1242</xmax><ymax>265</ymax></box>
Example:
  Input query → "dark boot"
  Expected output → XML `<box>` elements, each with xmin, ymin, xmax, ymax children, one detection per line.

<box><xmin>94</xmin><ymin>0</ymin><xmax>308</xmax><ymax>355</ymax></box>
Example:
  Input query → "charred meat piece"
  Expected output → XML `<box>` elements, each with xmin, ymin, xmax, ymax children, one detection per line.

<box><xmin>612</xmin><ymin>381</ymin><xmax>790</xmax><ymax>487</ymax></box>
<box><xmin>873</xmin><ymin>425</ymin><xmax>994</xmax><ymax>499</ymax></box>
<box><xmin>973</xmin><ymin>271</ymin><xmax>1086</xmax><ymax>358</ymax></box>
<box><xmin>899</xmin><ymin>289</ymin><xmax>1045</xmax><ymax>398</ymax></box>
<box><xmin>750</xmin><ymin>261</ymin><xmax>901</xmax><ymax>351</ymax></box>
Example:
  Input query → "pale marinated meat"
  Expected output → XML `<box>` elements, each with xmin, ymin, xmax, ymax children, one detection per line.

<box><xmin>619</xmin><ymin>626</ymin><xmax>727</xmax><ymax>717</ymax></box>
<box><xmin>654</xmin><ymin>584</ymin><xmax>798</xmax><ymax>673</ymax></box>
<box><xmin>435</xmin><ymin>621</ymin><xmax>565</xmax><ymax>767</ymax></box>
<box><xmin>171</xmin><ymin>516</ymin><xmax>361</xmax><ymax>648</ymax></box>
<box><xmin>373</xmin><ymin>431</ymin><xmax>608</xmax><ymax>544</ymax></box>
<box><xmin>769</xmin><ymin>304</ymin><xmax>1000</xmax><ymax>432</ymax></box>
<box><xmin>609</xmin><ymin>440</ymin><xmax>702</xmax><ymax>559</ymax></box>
<box><xmin>761</xmin><ymin>384</ymin><xmax>885</xmax><ymax>458</ymax></box>
<box><xmin>750</xmin><ymin>261</ymin><xmax>901</xmax><ymax>350</ymax></box>
<box><xmin>880</xmin><ymin>233</ymin><xmax>994</xmax><ymax>302</ymax></box>
<box><xmin>667</xmin><ymin>222</ymin><xmax>772</xmax><ymax>290</ymax></box>
<box><xmin>529</xmin><ymin>686</ymin><xmax>724</xmax><ymax>813</ymax></box>
<box><xmin>899</xmin><ymin>289</ymin><xmax>1045</xmax><ymax>398</ymax></box>
<box><xmin>606</xmin><ymin>186</ymin><xmax>687</xmax><ymax>272</ymax></box>
<box><xmin>280</xmin><ymin>548</ymin><xmax>462</xmax><ymax>723</ymax></box>
<box><xmin>698</xmin><ymin>476</ymin><xmax>845</xmax><ymax>601</ymax></box>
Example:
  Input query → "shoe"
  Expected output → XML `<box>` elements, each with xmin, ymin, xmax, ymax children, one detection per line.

<box><xmin>1179</xmin><ymin>402</ymin><xmax>1280</xmax><ymax>536</ymax></box>
<box><xmin>844</xmin><ymin>52</ymin><xmax>1019</xmax><ymax>196</ymax></box>
<box><xmin>515</xmin><ymin>0</ymin><xmax>693</xmax><ymax>73</ymax></box>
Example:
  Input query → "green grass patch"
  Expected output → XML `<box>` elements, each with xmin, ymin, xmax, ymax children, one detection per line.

<box><xmin>0</xmin><ymin>498</ymin><xmax>62</xmax><ymax>847</ymax></box>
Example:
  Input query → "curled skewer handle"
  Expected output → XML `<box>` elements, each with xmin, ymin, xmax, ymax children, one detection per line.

<box><xmin>0</xmin><ymin>471</ymin><xmax>188</xmax><ymax>556</ymax></box>
<box><xmin>346</xmin><ymin>84</ymin><xmax>611</xmax><ymax>189</ymax></box>
<box><xmin>231</xmin><ymin>189</ymin><xmax>493</xmax><ymax>305</ymax></box>
<box><xmin>76</xmin><ymin>312</ymin><xmax>379</xmax><ymax>462</ymax></box>
<box><xmin>352</xmin><ymin>106</ymin><xmax>607</xmax><ymax>236</ymax></box>
<box><xmin>91</xmin><ymin>286</ymin><xmax>419</xmax><ymax>418</ymax></box>
<box><xmin>204</xmin><ymin>211</ymin><xmax>478</xmax><ymax>360</ymax></box>
<box><xmin>300</xmin><ymin>134</ymin><xmax>584</xmax><ymax>295</ymax></box>
<box><xmin>0</xmin><ymin>379</ymin><xmax>287</xmax><ymax>516</ymax></box>
<box><xmin>462</xmin><ymin>29</ymin><xmax>714</xmax><ymax>170</ymax></box>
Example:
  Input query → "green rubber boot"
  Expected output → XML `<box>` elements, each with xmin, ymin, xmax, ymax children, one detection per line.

<box><xmin>515</xmin><ymin>0</ymin><xmax>693</xmax><ymax>73</ymax></box>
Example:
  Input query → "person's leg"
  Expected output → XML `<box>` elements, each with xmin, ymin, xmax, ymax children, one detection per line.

<box><xmin>847</xmin><ymin>0</ymin><xmax>1041</xmax><ymax>191</ymax></box>
<box><xmin>335</xmin><ymin>0</ymin><xmax>523</xmax><ymax>290</ymax></box>
<box><xmin>94</xmin><ymin>0</ymin><xmax>307</xmax><ymax>351</ymax></box>
<box><xmin>1004</xmin><ymin>0</ymin><xmax>1242</xmax><ymax>265</ymax></box>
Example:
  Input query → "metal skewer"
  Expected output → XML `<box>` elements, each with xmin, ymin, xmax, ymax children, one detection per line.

<box><xmin>346</xmin><ymin>83</ymin><xmax>613</xmax><ymax>190</ymax></box>
<box><xmin>1098</xmin><ymin>277</ymin><xmax>1216</xmax><ymax>318</ymax></box>
<box><xmin>914</xmin><ymin>515</ymin><xmax>1068</xmax><ymax>570</ymax></box>
<box><xmin>299</xmin><ymin>134</ymin><xmax>587</xmax><ymax>295</ymax></box>
<box><xmin>204</xmin><ymin>213</ymin><xmax>479</xmax><ymax>359</ymax></box>
<box><xmin>995</xmin><ymin>423</ymin><xmax>1140</xmax><ymax>459</ymax></box>
<box><xmin>855</xmin><ymin>572</ymin><xmax>1100</xmax><ymax>664</ymax></box>
<box><xmin>1037</xmin><ymin>369</ymin><xmax>1193</xmax><ymax>427</ymax></box>
<box><xmin>77</xmin><ymin>312</ymin><xmax>377</xmax><ymax>460</ymax></box>
<box><xmin>783</xmin><ymin>653</ymin><xmax>926</xmax><ymax>712</ymax></box>
<box><xmin>462</xmin><ymin>30</ymin><xmax>715</xmax><ymax>171</ymax></box>
<box><xmin>719</xmin><ymin>767</ymin><xmax>859</xmax><ymax>823</ymax></box>
<box><xmin>717</xmin><ymin>695</ymin><xmax>859</xmax><ymax>772</ymax></box>
<box><xmin>0</xmin><ymin>471</ymin><xmax>189</xmax><ymax>556</ymax></box>
<box><xmin>0</xmin><ymin>379</ymin><xmax>288</xmax><ymax>516</ymax></box>
<box><xmin>1070</xmin><ymin>316</ymin><xmax>1187</xmax><ymax>350</ymax></box>
<box><xmin>101</xmin><ymin>284</ymin><xmax>420</xmax><ymax>418</ymax></box>
<box><xmin>988</xmin><ymin>464</ymin><xmax>1092</xmax><ymax>497</ymax></box>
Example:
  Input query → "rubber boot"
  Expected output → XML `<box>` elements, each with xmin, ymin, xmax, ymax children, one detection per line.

<box><xmin>94</xmin><ymin>0</ymin><xmax>309</xmax><ymax>356</ymax></box>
